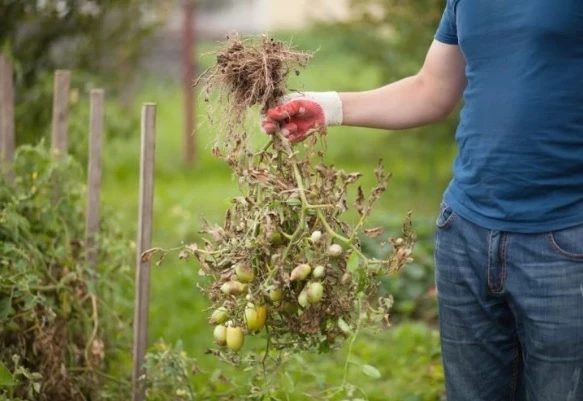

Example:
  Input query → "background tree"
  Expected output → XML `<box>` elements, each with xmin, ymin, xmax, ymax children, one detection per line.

<box><xmin>0</xmin><ymin>0</ymin><xmax>168</xmax><ymax>145</ymax></box>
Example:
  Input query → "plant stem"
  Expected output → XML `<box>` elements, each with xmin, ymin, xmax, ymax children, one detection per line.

<box><xmin>280</xmin><ymin>208</ymin><xmax>305</xmax><ymax>264</ymax></box>
<box><xmin>84</xmin><ymin>293</ymin><xmax>99</xmax><ymax>367</ymax></box>
<box><xmin>257</xmin><ymin>138</ymin><xmax>274</xmax><ymax>164</ymax></box>
<box><xmin>262</xmin><ymin>325</ymin><xmax>271</xmax><ymax>377</ymax></box>
<box><xmin>315</xmin><ymin>210</ymin><xmax>368</xmax><ymax>261</ymax></box>
<box><xmin>348</xmin><ymin>209</ymin><xmax>369</xmax><ymax>243</ymax></box>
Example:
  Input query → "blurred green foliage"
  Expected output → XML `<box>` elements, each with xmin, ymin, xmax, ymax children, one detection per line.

<box><xmin>324</xmin><ymin>0</ymin><xmax>445</xmax><ymax>81</ymax></box>
<box><xmin>316</xmin><ymin>0</ymin><xmax>459</xmax><ymax>191</ymax></box>
<box><xmin>0</xmin><ymin>0</ymin><xmax>166</xmax><ymax>146</ymax></box>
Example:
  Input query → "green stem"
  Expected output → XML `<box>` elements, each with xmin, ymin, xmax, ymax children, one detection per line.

<box><xmin>290</xmin><ymin>161</ymin><xmax>309</xmax><ymax>207</ymax></box>
<box><xmin>341</xmin><ymin>298</ymin><xmax>362</xmax><ymax>387</ymax></box>
<box><xmin>257</xmin><ymin>138</ymin><xmax>274</xmax><ymax>163</ymax></box>
<box><xmin>306</xmin><ymin>204</ymin><xmax>335</xmax><ymax>209</ymax></box>
<box><xmin>195</xmin><ymin>248</ymin><xmax>223</xmax><ymax>256</ymax></box>
<box><xmin>262</xmin><ymin>325</ymin><xmax>271</xmax><ymax>378</ymax></box>
<box><xmin>316</xmin><ymin>210</ymin><xmax>368</xmax><ymax>261</ymax></box>
<box><xmin>348</xmin><ymin>209</ymin><xmax>369</xmax><ymax>243</ymax></box>
<box><xmin>280</xmin><ymin>208</ymin><xmax>305</xmax><ymax>265</ymax></box>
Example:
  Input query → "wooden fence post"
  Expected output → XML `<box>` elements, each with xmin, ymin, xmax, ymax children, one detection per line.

<box><xmin>182</xmin><ymin>0</ymin><xmax>195</xmax><ymax>165</ymax></box>
<box><xmin>51</xmin><ymin>70</ymin><xmax>71</xmax><ymax>158</ymax></box>
<box><xmin>85</xmin><ymin>89</ymin><xmax>105</xmax><ymax>270</ymax></box>
<box><xmin>132</xmin><ymin>103</ymin><xmax>157</xmax><ymax>401</ymax></box>
<box><xmin>0</xmin><ymin>54</ymin><xmax>15</xmax><ymax>183</ymax></box>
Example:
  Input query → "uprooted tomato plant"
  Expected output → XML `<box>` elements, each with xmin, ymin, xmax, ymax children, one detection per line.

<box><xmin>144</xmin><ymin>33</ymin><xmax>417</xmax><ymax>398</ymax></box>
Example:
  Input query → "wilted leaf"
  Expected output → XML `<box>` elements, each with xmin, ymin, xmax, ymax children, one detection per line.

<box><xmin>345</xmin><ymin>172</ymin><xmax>362</xmax><ymax>184</ymax></box>
<box><xmin>212</xmin><ymin>143</ymin><xmax>222</xmax><ymax>158</ymax></box>
<box><xmin>141</xmin><ymin>247</ymin><xmax>163</xmax><ymax>263</ymax></box>
<box><xmin>364</xmin><ymin>227</ymin><xmax>384</xmax><ymax>238</ymax></box>
<box><xmin>374</xmin><ymin>159</ymin><xmax>386</xmax><ymax>184</ymax></box>
<box><xmin>187</xmin><ymin>243</ymin><xmax>198</xmax><ymax>252</ymax></box>
<box><xmin>355</xmin><ymin>186</ymin><xmax>365</xmax><ymax>216</ymax></box>
<box><xmin>336</xmin><ymin>198</ymin><xmax>348</xmax><ymax>212</ymax></box>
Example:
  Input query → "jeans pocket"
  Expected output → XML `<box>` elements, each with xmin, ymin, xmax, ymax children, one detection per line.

<box><xmin>547</xmin><ymin>222</ymin><xmax>583</xmax><ymax>260</ymax></box>
<box><xmin>436</xmin><ymin>202</ymin><xmax>457</xmax><ymax>230</ymax></box>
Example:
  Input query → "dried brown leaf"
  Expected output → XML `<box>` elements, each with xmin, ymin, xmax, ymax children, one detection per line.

<box><xmin>345</xmin><ymin>172</ymin><xmax>362</xmax><ymax>185</ymax></box>
<box><xmin>140</xmin><ymin>247</ymin><xmax>163</xmax><ymax>263</ymax></box>
<box><xmin>364</xmin><ymin>227</ymin><xmax>384</xmax><ymax>238</ymax></box>
<box><xmin>355</xmin><ymin>186</ymin><xmax>365</xmax><ymax>216</ymax></box>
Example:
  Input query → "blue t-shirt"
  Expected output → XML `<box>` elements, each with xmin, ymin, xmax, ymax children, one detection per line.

<box><xmin>435</xmin><ymin>0</ymin><xmax>583</xmax><ymax>233</ymax></box>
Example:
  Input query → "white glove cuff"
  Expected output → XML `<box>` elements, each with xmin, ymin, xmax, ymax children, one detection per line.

<box><xmin>282</xmin><ymin>91</ymin><xmax>344</xmax><ymax>127</ymax></box>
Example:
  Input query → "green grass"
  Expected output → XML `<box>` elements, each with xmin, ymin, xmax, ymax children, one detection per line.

<box><xmin>95</xmin><ymin>29</ymin><xmax>454</xmax><ymax>400</ymax></box>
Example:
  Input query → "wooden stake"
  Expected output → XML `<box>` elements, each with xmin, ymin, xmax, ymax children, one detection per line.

<box><xmin>182</xmin><ymin>0</ymin><xmax>195</xmax><ymax>165</ymax></box>
<box><xmin>0</xmin><ymin>54</ymin><xmax>15</xmax><ymax>183</ymax></box>
<box><xmin>85</xmin><ymin>89</ymin><xmax>105</xmax><ymax>270</ymax></box>
<box><xmin>132</xmin><ymin>103</ymin><xmax>157</xmax><ymax>401</ymax></box>
<box><xmin>51</xmin><ymin>70</ymin><xmax>71</xmax><ymax>158</ymax></box>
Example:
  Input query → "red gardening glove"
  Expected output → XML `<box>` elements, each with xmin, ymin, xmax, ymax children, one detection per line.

<box><xmin>261</xmin><ymin>92</ymin><xmax>343</xmax><ymax>143</ymax></box>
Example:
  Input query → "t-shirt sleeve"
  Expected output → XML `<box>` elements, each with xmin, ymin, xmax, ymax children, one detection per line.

<box><xmin>434</xmin><ymin>1</ymin><xmax>458</xmax><ymax>45</ymax></box>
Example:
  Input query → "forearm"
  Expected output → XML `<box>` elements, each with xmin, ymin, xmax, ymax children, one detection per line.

<box><xmin>262</xmin><ymin>42</ymin><xmax>465</xmax><ymax>141</ymax></box>
<box><xmin>339</xmin><ymin>74</ymin><xmax>456</xmax><ymax>130</ymax></box>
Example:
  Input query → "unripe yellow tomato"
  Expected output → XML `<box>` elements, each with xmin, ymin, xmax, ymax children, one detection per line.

<box><xmin>226</xmin><ymin>326</ymin><xmax>244</xmax><ymax>352</ymax></box>
<box><xmin>290</xmin><ymin>264</ymin><xmax>311</xmax><ymax>281</ymax></box>
<box><xmin>268</xmin><ymin>231</ymin><xmax>284</xmax><ymax>246</ymax></box>
<box><xmin>269</xmin><ymin>287</ymin><xmax>283</xmax><ymax>302</ymax></box>
<box><xmin>312</xmin><ymin>265</ymin><xmax>325</xmax><ymax>279</ymax></box>
<box><xmin>209</xmin><ymin>307</ymin><xmax>229</xmax><ymax>324</ymax></box>
<box><xmin>328</xmin><ymin>244</ymin><xmax>343</xmax><ymax>257</ymax></box>
<box><xmin>283</xmin><ymin>301</ymin><xmax>297</xmax><ymax>314</ymax></box>
<box><xmin>220</xmin><ymin>281</ymin><xmax>247</xmax><ymax>296</ymax></box>
<box><xmin>213</xmin><ymin>324</ymin><xmax>227</xmax><ymax>346</ymax></box>
<box><xmin>298</xmin><ymin>289</ymin><xmax>309</xmax><ymax>308</ymax></box>
<box><xmin>235</xmin><ymin>263</ymin><xmax>255</xmax><ymax>283</ymax></box>
<box><xmin>307</xmin><ymin>282</ymin><xmax>324</xmax><ymax>304</ymax></box>
<box><xmin>310</xmin><ymin>230</ymin><xmax>322</xmax><ymax>243</ymax></box>
<box><xmin>245</xmin><ymin>303</ymin><xmax>267</xmax><ymax>332</ymax></box>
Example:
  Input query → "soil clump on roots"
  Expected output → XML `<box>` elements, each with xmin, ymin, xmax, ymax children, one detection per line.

<box><xmin>194</xmin><ymin>33</ymin><xmax>313</xmax><ymax>152</ymax></box>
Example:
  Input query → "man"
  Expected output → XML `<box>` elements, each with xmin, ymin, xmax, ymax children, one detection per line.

<box><xmin>261</xmin><ymin>1</ymin><xmax>583</xmax><ymax>400</ymax></box>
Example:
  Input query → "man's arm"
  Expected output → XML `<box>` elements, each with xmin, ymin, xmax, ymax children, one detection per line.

<box><xmin>262</xmin><ymin>40</ymin><xmax>466</xmax><ymax>141</ymax></box>
<box><xmin>340</xmin><ymin>40</ymin><xmax>466</xmax><ymax>130</ymax></box>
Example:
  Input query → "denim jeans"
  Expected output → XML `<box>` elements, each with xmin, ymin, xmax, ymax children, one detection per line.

<box><xmin>434</xmin><ymin>202</ymin><xmax>583</xmax><ymax>401</ymax></box>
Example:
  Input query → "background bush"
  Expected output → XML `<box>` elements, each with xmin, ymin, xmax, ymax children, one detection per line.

<box><xmin>0</xmin><ymin>145</ymin><xmax>133</xmax><ymax>401</ymax></box>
